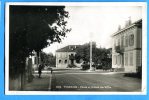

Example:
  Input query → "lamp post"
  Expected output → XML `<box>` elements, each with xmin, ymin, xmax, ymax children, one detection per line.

<box><xmin>90</xmin><ymin>40</ymin><xmax>92</xmax><ymax>70</ymax></box>
<box><xmin>89</xmin><ymin>33</ymin><xmax>93</xmax><ymax>71</ymax></box>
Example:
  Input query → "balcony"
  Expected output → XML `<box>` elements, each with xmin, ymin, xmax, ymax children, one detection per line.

<box><xmin>115</xmin><ymin>45</ymin><xmax>124</xmax><ymax>54</ymax></box>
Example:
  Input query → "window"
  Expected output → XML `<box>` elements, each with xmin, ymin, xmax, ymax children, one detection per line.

<box><xmin>116</xmin><ymin>55</ymin><xmax>121</xmax><ymax>65</ymax></box>
<box><xmin>118</xmin><ymin>39</ymin><xmax>120</xmax><ymax>46</ymax></box>
<box><xmin>129</xmin><ymin>52</ymin><xmax>133</xmax><ymax>66</ymax></box>
<box><xmin>114</xmin><ymin>55</ymin><xmax>117</xmax><ymax>65</ymax></box>
<box><xmin>125</xmin><ymin>53</ymin><xmax>128</xmax><ymax>66</ymax></box>
<box><xmin>125</xmin><ymin>36</ymin><xmax>128</xmax><ymax>47</ymax></box>
<box><xmin>114</xmin><ymin>40</ymin><xmax>116</xmax><ymax>50</ymax></box>
<box><xmin>129</xmin><ymin>34</ymin><xmax>134</xmax><ymax>46</ymax></box>
<box><xmin>117</xmin><ymin>56</ymin><xmax>119</xmax><ymax>65</ymax></box>
<box><xmin>59</xmin><ymin>60</ymin><xmax>61</xmax><ymax>64</ymax></box>
<box><xmin>65</xmin><ymin>60</ymin><xmax>67</xmax><ymax>64</ymax></box>
<box><xmin>117</xmin><ymin>55</ymin><xmax>121</xmax><ymax>65</ymax></box>
<box><xmin>121</xmin><ymin>36</ymin><xmax>124</xmax><ymax>47</ymax></box>
<box><xmin>113</xmin><ymin>55</ymin><xmax>116</xmax><ymax>65</ymax></box>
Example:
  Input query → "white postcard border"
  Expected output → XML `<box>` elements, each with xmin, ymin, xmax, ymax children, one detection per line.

<box><xmin>5</xmin><ymin>2</ymin><xmax>147</xmax><ymax>95</ymax></box>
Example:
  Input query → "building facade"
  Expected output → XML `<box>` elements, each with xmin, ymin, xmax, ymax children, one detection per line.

<box><xmin>56</xmin><ymin>45</ymin><xmax>82</xmax><ymax>68</ymax></box>
<box><xmin>112</xmin><ymin>19</ymin><xmax>142</xmax><ymax>72</ymax></box>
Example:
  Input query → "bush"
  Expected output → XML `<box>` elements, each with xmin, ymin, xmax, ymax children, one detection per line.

<box><xmin>81</xmin><ymin>64</ymin><xmax>90</xmax><ymax>70</ymax></box>
<box><xmin>96</xmin><ymin>64</ymin><xmax>102</xmax><ymax>69</ymax></box>
<box><xmin>67</xmin><ymin>64</ymin><xmax>77</xmax><ymax>68</ymax></box>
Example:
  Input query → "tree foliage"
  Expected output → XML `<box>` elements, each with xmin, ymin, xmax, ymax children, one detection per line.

<box><xmin>40</xmin><ymin>52</ymin><xmax>56</xmax><ymax>67</ymax></box>
<box><xmin>9</xmin><ymin>5</ymin><xmax>70</xmax><ymax>77</ymax></box>
<box><xmin>75</xmin><ymin>42</ymin><xmax>96</xmax><ymax>63</ymax></box>
<box><xmin>75</xmin><ymin>42</ymin><xmax>112</xmax><ymax>69</ymax></box>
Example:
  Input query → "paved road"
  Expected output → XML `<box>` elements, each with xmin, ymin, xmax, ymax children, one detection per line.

<box><xmin>51</xmin><ymin>69</ymin><xmax>141</xmax><ymax>92</ymax></box>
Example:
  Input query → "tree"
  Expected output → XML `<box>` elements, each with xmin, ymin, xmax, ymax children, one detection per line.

<box><xmin>75</xmin><ymin>42</ymin><xmax>112</xmax><ymax>69</ymax></box>
<box><xmin>40</xmin><ymin>52</ymin><xmax>56</xmax><ymax>67</ymax></box>
<box><xmin>9</xmin><ymin>5</ymin><xmax>70</xmax><ymax>78</ymax></box>
<box><xmin>75</xmin><ymin>42</ymin><xmax>96</xmax><ymax>63</ymax></box>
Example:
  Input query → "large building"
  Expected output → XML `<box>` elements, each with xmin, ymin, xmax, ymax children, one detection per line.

<box><xmin>112</xmin><ymin>19</ymin><xmax>142</xmax><ymax>72</ymax></box>
<box><xmin>56</xmin><ymin>45</ymin><xmax>82</xmax><ymax>68</ymax></box>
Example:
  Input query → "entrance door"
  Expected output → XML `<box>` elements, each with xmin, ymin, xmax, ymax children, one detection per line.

<box><xmin>71</xmin><ymin>59</ymin><xmax>74</xmax><ymax>65</ymax></box>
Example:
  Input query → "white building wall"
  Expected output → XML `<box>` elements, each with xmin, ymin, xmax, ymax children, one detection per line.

<box><xmin>124</xmin><ymin>51</ymin><xmax>136</xmax><ymax>72</ymax></box>
<box><xmin>112</xmin><ymin>22</ymin><xmax>142</xmax><ymax>72</ymax></box>
<box><xmin>56</xmin><ymin>52</ymin><xmax>76</xmax><ymax>68</ymax></box>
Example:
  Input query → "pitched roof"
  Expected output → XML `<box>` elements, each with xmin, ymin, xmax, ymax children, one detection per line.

<box><xmin>56</xmin><ymin>45</ymin><xmax>81</xmax><ymax>52</ymax></box>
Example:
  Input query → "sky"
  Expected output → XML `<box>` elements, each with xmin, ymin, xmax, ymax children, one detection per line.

<box><xmin>43</xmin><ymin>5</ymin><xmax>142</xmax><ymax>55</ymax></box>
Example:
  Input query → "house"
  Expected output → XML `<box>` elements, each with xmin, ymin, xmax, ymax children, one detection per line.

<box><xmin>112</xmin><ymin>19</ymin><xmax>142</xmax><ymax>72</ymax></box>
<box><xmin>56</xmin><ymin>45</ymin><xmax>82</xmax><ymax>68</ymax></box>
<box><xmin>31</xmin><ymin>50</ymin><xmax>41</xmax><ymax>70</ymax></box>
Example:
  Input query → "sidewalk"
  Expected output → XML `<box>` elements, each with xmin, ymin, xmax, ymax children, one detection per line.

<box><xmin>24</xmin><ymin>73</ymin><xmax>52</xmax><ymax>91</ymax></box>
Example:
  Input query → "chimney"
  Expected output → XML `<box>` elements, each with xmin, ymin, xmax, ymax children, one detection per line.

<box><xmin>128</xmin><ymin>17</ymin><xmax>131</xmax><ymax>25</ymax></box>
<box><xmin>118</xmin><ymin>25</ymin><xmax>121</xmax><ymax>30</ymax></box>
<box><xmin>69</xmin><ymin>46</ymin><xmax>71</xmax><ymax>49</ymax></box>
<box><xmin>125</xmin><ymin>17</ymin><xmax>131</xmax><ymax>27</ymax></box>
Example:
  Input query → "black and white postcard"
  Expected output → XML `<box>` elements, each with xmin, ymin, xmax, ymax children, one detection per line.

<box><xmin>5</xmin><ymin>2</ymin><xmax>147</xmax><ymax>95</ymax></box>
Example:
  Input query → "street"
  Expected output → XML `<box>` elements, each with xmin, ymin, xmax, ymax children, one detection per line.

<box><xmin>51</xmin><ymin>69</ymin><xmax>141</xmax><ymax>92</ymax></box>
